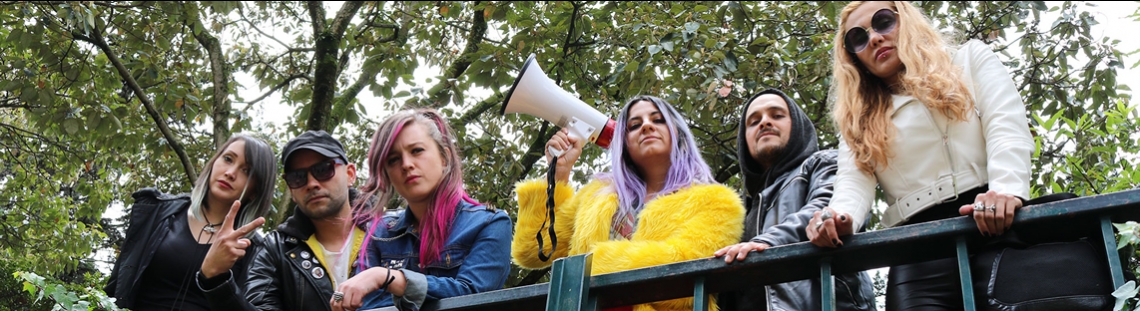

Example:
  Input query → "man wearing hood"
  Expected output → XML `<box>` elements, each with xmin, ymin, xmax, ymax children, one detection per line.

<box><xmin>715</xmin><ymin>89</ymin><xmax>876</xmax><ymax>311</ymax></box>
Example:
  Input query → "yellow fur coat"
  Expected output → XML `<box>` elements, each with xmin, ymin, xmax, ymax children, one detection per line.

<box><xmin>512</xmin><ymin>179</ymin><xmax>745</xmax><ymax>311</ymax></box>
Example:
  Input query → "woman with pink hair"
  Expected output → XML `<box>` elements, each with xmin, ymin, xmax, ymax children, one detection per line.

<box><xmin>331</xmin><ymin>108</ymin><xmax>512</xmax><ymax>311</ymax></box>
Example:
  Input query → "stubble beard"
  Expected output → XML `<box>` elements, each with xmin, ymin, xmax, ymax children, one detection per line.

<box><xmin>299</xmin><ymin>191</ymin><xmax>348</xmax><ymax>220</ymax></box>
<box><xmin>753</xmin><ymin>142</ymin><xmax>787</xmax><ymax>169</ymax></box>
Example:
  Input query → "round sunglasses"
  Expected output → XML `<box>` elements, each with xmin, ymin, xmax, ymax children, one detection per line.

<box><xmin>844</xmin><ymin>8</ymin><xmax>899</xmax><ymax>54</ymax></box>
<box><xmin>283</xmin><ymin>158</ymin><xmax>345</xmax><ymax>189</ymax></box>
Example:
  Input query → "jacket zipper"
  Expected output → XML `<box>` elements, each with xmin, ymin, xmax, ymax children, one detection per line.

<box><xmin>758</xmin><ymin>175</ymin><xmax>808</xmax><ymax>236</ymax></box>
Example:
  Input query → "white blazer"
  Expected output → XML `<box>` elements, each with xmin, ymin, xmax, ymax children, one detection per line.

<box><xmin>831</xmin><ymin>39</ymin><xmax>1034</xmax><ymax>229</ymax></box>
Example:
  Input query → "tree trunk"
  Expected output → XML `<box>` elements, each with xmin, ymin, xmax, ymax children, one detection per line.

<box><xmin>193</xmin><ymin>24</ymin><xmax>232</xmax><ymax>149</ymax></box>
<box><xmin>306</xmin><ymin>1</ymin><xmax>364</xmax><ymax>132</ymax></box>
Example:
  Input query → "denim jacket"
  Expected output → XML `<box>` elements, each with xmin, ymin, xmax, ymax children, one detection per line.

<box><xmin>359</xmin><ymin>200</ymin><xmax>512</xmax><ymax>310</ymax></box>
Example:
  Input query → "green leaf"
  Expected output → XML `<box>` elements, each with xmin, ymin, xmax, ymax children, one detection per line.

<box><xmin>85</xmin><ymin>112</ymin><xmax>103</xmax><ymax>130</ymax></box>
<box><xmin>623</xmin><ymin>61</ymin><xmax>639</xmax><ymax>73</ymax></box>
<box><xmin>22</xmin><ymin>280</ymin><xmax>35</xmax><ymax>296</ymax></box>
<box><xmin>704</xmin><ymin>38</ymin><xmax>717</xmax><ymax>48</ymax></box>
<box><xmin>723</xmin><ymin>51</ymin><xmax>738</xmax><ymax>72</ymax></box>
<box><xmin>1112</xmin><ymin>280</ymin><xmax>1138</xmax><ymax>311</ymax></box>
<box><xmin>648</xmin><ymin>45</ymin><xmax>661</xmax><ymax>55</ymax></box>
<box><xmin>684</xmin><ymin>21</ymin><xmax>700</xmax><ymax>33</ymax></box>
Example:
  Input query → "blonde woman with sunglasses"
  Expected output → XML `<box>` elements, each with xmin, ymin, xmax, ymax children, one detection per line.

<box><xmin>808</xmin><ymin>1</ymin><xmax>1035</xmax><ymax>310</ymax></box>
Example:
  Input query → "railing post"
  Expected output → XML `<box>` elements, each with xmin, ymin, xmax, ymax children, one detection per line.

<box><xmin>956</xmin><ymin>236</ymin><xmax>976</xmax><ymax>311</ymax></box>
<box><xmin>693</xmin><ymin>276</ymin><xmax>708</xmax><ymax>311</ymax></box>
<box><xmin>1100</xmin><ymin>215</ymin><xmax>1127</xmax><ymax>288</ymax></box>
<box><xmin>546</xmin><ymin>253</ymin><xmax>593</xmax><ymax>311</ymax></box>
<box><xmin>820</xmin><ymin>258</ymin><xmax>835</xmax><ymax>311</ymax></box>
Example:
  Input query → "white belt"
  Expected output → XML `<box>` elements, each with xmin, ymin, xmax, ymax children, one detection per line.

<box><xmin>883</xmin><ymin>168</ymin><xmax>986</xmax><ymax>227</ymax></box>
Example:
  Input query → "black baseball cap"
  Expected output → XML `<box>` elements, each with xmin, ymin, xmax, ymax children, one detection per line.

<box><xmin>280</xmin><ymin>130</ymin><xmax>348</xmax><ymax>166</ymax></box>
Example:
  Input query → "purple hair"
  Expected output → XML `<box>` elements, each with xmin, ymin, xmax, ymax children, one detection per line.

<box><xmin>596</xmin><ymin>95</ymin><xmax>716</xmax><ymax>235</ymax></box>
<box><xmin>354</xmin><ymin>108</ymin><xmax>479</xmax><ymax>268</ymax></box>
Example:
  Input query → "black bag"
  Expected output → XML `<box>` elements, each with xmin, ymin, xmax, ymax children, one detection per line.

<box><xmin>971</xmin><ymin>193</ymin><xmax>1115</xmax><ymax>311</ymax></box>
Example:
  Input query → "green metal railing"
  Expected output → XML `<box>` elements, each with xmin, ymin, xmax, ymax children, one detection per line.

<box><xmin>369</xmin><ymin>189</ymin><xmax>1140</xmax><ymax>311</ymax></box>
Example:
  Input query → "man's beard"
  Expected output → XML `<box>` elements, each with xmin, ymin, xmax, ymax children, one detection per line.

<box><xmin>299</xmin><ymin>191</ymin><xmax>348</xmax><ymax>220</ymax></box>
<box><xmin>753</xmin><ymin>143</ymin><xmax>787</xmax><ymax>169</ymax></box>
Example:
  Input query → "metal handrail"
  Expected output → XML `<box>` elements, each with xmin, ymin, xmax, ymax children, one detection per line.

<box><xmin>367</xmin><ymin>188</ymin><xmax>1140</xmax><ymax>311</ymax></box>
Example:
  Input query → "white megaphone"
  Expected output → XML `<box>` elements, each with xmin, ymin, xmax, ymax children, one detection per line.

<box><xmin>500</xmin><ymin>54</ymin><xmax>616</xmax><ymax>156</ymax></box>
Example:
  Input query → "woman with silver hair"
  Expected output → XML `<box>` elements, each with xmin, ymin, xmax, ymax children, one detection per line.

<box><xmin>511</xmin><ymin>95</ymin><xmax>745</xmax><ymax>311</ymax></box>
<box><xmin>105</xmin><ymin>134</ymin><xmax>277</xmax><ymax>310</ymax></box>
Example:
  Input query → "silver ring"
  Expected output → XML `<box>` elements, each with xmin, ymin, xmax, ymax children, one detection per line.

<box><xmin>815</xmin><ymin>221</ymin><xmax>824</xmax><ymax>230</ymax></box>
<box><xmin>333</xmin><ymin>291</ymin><xmax>344</xmax><ymax>302</ymax></box>
<box><xmin>820</xmin><ymin>210</ymin><xmax>833</xmax><ymax>221</ymax></box>
<box><xmin>987</xmin><ymin>204</ymin><xmax>997</xmax><ymax>212</ymax></box>
<box><xmin>974</xmin><ymin>202</ymin><xmax>985</xmax><ymax>212</ymax></box>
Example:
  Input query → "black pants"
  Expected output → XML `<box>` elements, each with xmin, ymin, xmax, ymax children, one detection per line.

<box><xmin>884</xmin><ymin>186</ymin><xmax>989</xmax><ymax>311</ymax></box>
<box><xmin>884</xmin><ymin>188</ymin><xmax>1096</xmax><ymax>311</ymax></box>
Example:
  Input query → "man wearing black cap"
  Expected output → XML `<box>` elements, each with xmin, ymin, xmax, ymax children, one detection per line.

<box><xmin>196</xmin><ymin>130</ymin><xmax>372</xmax><ymax>311</ymax></box>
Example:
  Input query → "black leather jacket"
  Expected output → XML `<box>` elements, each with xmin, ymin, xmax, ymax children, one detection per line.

<box><xmin>198</xmin><ymin>189</ymin><xmax>370</xmax><ymax>311</ymax></box>
<box><xmin>106</xmin><ymin>188</ymin><xmax>261</xmax><ymax>310</ymax></box>
<box><xmin>720</xmin><ymin>89</ymin><xmax>875</xmax><ymax>311</ymax></box>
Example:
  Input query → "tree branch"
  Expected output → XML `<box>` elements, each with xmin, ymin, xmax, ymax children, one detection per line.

<box><xmin>338</xmin><ymin>13</ymin><xmax>410</xmax><ymax>115</ymax></box>
<box><xmin>71</xmin><ymin>28</ymin><xmax>198</xmax><ymax>185</ymax></box>
<box><xmin>21</xmin><ymin>1</ymin><xmax>151</xmax><ymax>8</ymax></box>
<box><xmin>456</xmin><ymin>93</ymin><xmax>505</xmax><ymax>127</ymax></box>
<box><xmin>239</xmin><ymin>74</ymin><xmax>309</xmax><ymax>107</ymax></box>
<box><xmin>414</xmin><ymin>1</ymin><xmax>488</xmax><ymax>109</ymax></box>
<box><xmin>237</xmin><ymin>9</ymin><xmax>301</xmax><ymax>51</ymax></box>
<box><xmin>330</xmin><ymin>1</ymin><xmax>364</xmax><ymax>38</ymax></box>
<box><xmin>186</xmin><ymin>4</ymin><xmax>232</xmax><ymax>149</ymax></box>
<box><xmin>0</xmin><ymin>122</ymin><xmax>75</xmax><ymax>154</ymax></box>
<box><xmin>518</xmin><ymin>122</ymin><xmax>552</xmax><ymax>180</ymax></box>
<box><xmin>307</xmin><ymin>1</ymin><xmax>326</xmax><ymax>34</ymax></box>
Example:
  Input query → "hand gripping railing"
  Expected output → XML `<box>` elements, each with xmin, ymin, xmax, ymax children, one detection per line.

<box><xmin>367</xmin><ymin>189</ymin><xmax>1140</xmax><ymax>311</ymax></box>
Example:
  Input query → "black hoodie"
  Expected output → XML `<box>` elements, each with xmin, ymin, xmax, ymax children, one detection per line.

<box><xmin>720</xmin><ymin>89</ymin><xmax>875</xmax><ymax>311</ymax></box>
<box><xmin>737</xmin><ymin>89</ymin><xmax>820</xmax><ymax>204</ymax></box>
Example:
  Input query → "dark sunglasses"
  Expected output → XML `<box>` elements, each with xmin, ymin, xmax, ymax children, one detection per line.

<box><xmin>844</xmin><ymin>8</ymin><xmax>899</xmax><ymax>54</ymax></box>
<box><xmin>283</xmin><ymin>158</ymin><xmax>345</xmax><ymax>189</ymax></box>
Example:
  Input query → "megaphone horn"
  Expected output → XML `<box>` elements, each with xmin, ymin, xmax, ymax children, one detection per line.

<box><xmin>500</xmin><ymin>54</ymin><xmax>616</xmax><ymax>149</ymax></box>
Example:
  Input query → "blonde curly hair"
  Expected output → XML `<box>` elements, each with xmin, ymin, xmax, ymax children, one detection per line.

<box><xmin>830</xmin><ymin>1</ymin><xmax>974</xmax><ymax>174</ymax></box>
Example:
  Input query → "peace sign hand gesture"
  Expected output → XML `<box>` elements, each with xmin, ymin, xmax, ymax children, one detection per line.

<box><xmin>200</xmin><ymin>200</ymin><xmax>265</xmax><ymax>278</ymax></box>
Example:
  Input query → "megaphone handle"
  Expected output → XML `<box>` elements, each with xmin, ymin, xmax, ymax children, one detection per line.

<box><xmin>547</xmin><ymin>146</ymin><xmax>565</xmax><ymax>158</ymax></box>
<box><xmin>547</xmin><ymin>119</ymin><xmax>589</xmax><ymax>159</ymax></box>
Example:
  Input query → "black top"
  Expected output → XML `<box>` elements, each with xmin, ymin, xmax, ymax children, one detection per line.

<box><xmin>134</xmin><ymin>211</ymin><xmax>213</xmax><ymax>311</ymax></box>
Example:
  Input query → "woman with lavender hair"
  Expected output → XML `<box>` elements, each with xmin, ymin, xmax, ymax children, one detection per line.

<box><xmin>511</xmin><ymin>96</ymin><xmax>745</xmax><ymax>311</ymax></box>
<box><xmin>331</xmin><ymin>108</ymin><xmax>512</xmax><ymax>311</ymax></box>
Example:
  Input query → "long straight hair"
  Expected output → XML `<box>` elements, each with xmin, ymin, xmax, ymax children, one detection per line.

<box><xmin>355</xmin><ymin>108</ymin><xmax>478</xmax><ymax>267</ymax></box>
<box><xmin>597</xmin><ymin>95</ymin><xmax>716</xmax><ymax>234</ymax></box>
<box><xmin>831</xmin><ymin>1</ymin><xmax>974</xmax><ymax>174</ymax></box>
<box><xmin>188</xmin><ymin>134</ymin><xmax>277</xmax><ymax>238</ymax></box>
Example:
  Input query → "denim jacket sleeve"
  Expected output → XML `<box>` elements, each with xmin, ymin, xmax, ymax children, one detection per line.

<box><xmin>390</xmin><ymin>209</ymin><xmax>514</xmax><ymax>310</ymax></box>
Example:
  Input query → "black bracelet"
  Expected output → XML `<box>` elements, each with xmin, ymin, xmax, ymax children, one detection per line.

<box><xmin>379</xmin><ymin>268</ymin><xmax>396</xmax><ymax>290</ymax></box>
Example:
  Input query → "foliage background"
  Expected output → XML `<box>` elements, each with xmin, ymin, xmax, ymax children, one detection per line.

<box><xmin>0</xmin><ymin>0</ymin><xmax>1138</xmax><ymax>309</ymax></box>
